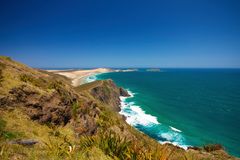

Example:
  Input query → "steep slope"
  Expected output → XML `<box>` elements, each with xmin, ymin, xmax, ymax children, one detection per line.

<box><xmin>0</xmin><ymin>56</ymin><xmax>238</xmax><ymax>160</ymax></box>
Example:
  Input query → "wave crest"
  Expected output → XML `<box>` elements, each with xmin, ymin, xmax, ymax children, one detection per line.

<box><xmin>119</xmin><ymin>89</ymin><xmax>189</xmax><ymax>150</ymax></box>
<box><xmin>85</xmin><ymin>75</ymin><xmax>97</xmax><ymax>83</ymax></box>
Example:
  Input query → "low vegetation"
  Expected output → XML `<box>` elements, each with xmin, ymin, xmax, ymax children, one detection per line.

<box><xmin>0</xmin><ymin>62</ymin><xmax>5</xmax><ymax>86</ymax></box>
<box><xmin>0</xmin><ymin>56</ymin><xmax>238</xmax><ymax>160</ymax></box>
<box><xmin>0</xmin><ymin>110</ymin><xmax>183</xmax><ymax>160</ymax></box>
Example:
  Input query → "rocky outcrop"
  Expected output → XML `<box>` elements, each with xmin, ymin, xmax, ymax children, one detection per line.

<box><xmin>1</xmin><ymin>85</ymin><xmax>75</xmax><ymax>125</ymax></box>
<box><xmin>0</xmin><ymin>57</ymin><xmax>129</xmax><ymax>135</ymax></box>
<box><xmin>0</xmin><ymin>83</ymin><xmax>102</xmax><ymax>136</ymax></box>
<box><xmin>119</xmin><ymin>87</ymin><xmax>130</xmax><ymax>97</ymax></box>
<box><xmin>9</xmin><ymin>139</ymin><xmax>39</xmax><ymax>146</ymax></box>
<box><xmin>204</xmin><ymin>144</ymin><xmax>224</xmax><ymax>152</ymax></box>
<box><xmin>0</xmin><ymin>78</ymin><xmax>129</xmax><ymax>137</ymax></box>
<box><xmin>90</xmin><ymin>80</ymin><xmax>129</xmax><ymax>112</ymax></box>
<box><xmin>72</xmin><ymin>100</ymin><xmax>100</xmax><ymax>136</ymax></box>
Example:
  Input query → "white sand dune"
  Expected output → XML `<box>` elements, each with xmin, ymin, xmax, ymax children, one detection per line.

<box><xmin>47</xmin><ymin>68</ymin><xmax>113</xmax><ymax>86</ymax></box>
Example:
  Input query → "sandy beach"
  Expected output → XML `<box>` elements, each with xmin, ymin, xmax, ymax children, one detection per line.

<box><xmin>47</xmin><ymin>68</ymin><xmax>113</xmax><ymax>86</ymax></box>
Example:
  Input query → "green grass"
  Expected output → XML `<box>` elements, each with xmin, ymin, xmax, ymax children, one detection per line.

<box><xmin>0</xmin><ymin>109</ymin><xmax>115</xmax><ymax>160</ymax></box>
<box><xmin>19</xmin><ymin>74</ymin><xmax>48</xmax><ymax>89</ymax></box>
<box><xmin>0</xmin><ymin>62</ymin><xmax>6</xmax><ymax>86</ymax></box>
<box><xmin>0</xmin><ymin>109</ymin><xmax>78</xmax><ymax>159</ymax></box>
<box><xmin>0</xmin><ymin>56</ymin><xmax>12</xmax><ymax>61</ymax></box>
<box><xmin>79</xmin><ymin>131</ymin><xmax>133</xmax><ymax>160</ymax></box>
<box><xmin>0</xmin><ymin>97</ymin><xmax>236</xmax><ymax>160</ymax></box>
<box><xmin>0</xmin><ymin>118</ymin><xmax>19</xmax><ymax>140</ymax></box>
<box><xmin>0</xmin><ymin>56</ymin><xmax>237</xmax><ymax>160</ymax></box>
<box><xmin>71</xmin><ymin>101</ymin><xmax>79</xmax><ymax>120</ymax></box>
<box><xmin>75</xmin><ymin>80</ymin><xmax>103</xmax><ymax>92</ymax></box>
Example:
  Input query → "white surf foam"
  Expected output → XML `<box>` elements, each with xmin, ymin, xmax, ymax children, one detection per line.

<box><xmin>119</xmin><ymin>89</ymin><xmax>189</xmax><ymax>150</ymax></box>
<box><xmin>85</xmin><ymin>74</ymin><xmax>97</xmax><ymax>83</ymax></box>
<box><xmin>158</xmin><ymin>131</ymin><xmax>189</xmax><ymax>150</ymax></box>
<box><xmin>170</xmin><ymin>126</ymin><xmax>182</xmax><ymax>132</ymax></box>
<box><xmin>87</xmin><ymin>74</ymin><xmax>189</xmax><ymax>149</ymax></box>
<box><xmin>129</xmin><ymin>105</ymin><xmax>160</xmax><ymax>125</ymax></box>
<box><xmin>160</xmin><ymin>141</ymin><xmax>189</xmax><ymax>150</ymax></box>
<box><xmin>119</xmin><ymin>94</ymin><xmax>160</xmax><ymax>126</ymax></box>
<box><xmin>126</xmin><ymin>89</ymin><xmax>135</xmax><ymax>97</ymax></box>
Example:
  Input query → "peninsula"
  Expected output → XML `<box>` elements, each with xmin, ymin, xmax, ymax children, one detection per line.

<box><xmin>48</xmin><ymin>68</ymin><xmax>113</xmax><ymax>86</ymax></box>
<box><xmin>0</xmin><ymin>56</ymin><xmax>238</xmax><ymax>160</ymax></box>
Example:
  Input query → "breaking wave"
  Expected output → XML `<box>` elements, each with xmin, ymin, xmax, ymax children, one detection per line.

<box><xmin>85</xmin><ymin>74</ymin><xmax>97</xmax><ymax>83</ymax></box>
<box><xmin>119</xmin><ymin>89</ymin><xmax>189</xmax><ymax>150</ymax></box>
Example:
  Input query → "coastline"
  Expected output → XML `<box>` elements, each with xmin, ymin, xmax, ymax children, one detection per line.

<box><xmin>46</xmin><ymin>68</ymin><xmax>138</xmax><ymax>86</ymax></box>
<box><xmin>95</xmin><ymin>72</ymin><xmax>190</xmax><ymax>150</ymax></box>
<box><xmin>119</xmin><ymin>88</ymin><xmax>189</xmax><ymax>150</ymax></box>
<box><xmin>48</xmin><ymin>68</ymin><xmax>190</xmax><ymax>150</ymax></box>
<box><xmin>47</xmin><ymin>68</ymin><xmax>114</xmax><ymax>86</ymax></box>
<box><xmin>95</xmin><ymin>69</ymin><xmax>240</xmax><ymax>157</ymax></box>
<box><xmin>1</xmin><ymin>57</ymin><xmax>238</xmax><ymax>159</ymax></box>
<box><xmin>47</xmin><ymin>67</ymin><xmax>238</xmax><ymax>156</ymax></box>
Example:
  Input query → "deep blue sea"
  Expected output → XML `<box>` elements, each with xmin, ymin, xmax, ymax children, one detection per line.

<box><xmin>96</xmin><ymin>69</ymin><xmax>240</xmax><ymax>157</ymax></box>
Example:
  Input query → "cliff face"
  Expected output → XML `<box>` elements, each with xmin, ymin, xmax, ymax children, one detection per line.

<box><xmin>1</xmin><ymin>84</ymin><xmax>74</xmax><ymax>125</ymax></box>
<box><xmin>0</xmin><ymin>58</ymin><xmax>76</xmax><ymax>125</ymax></box>
<box><xmin>0</xmin><ymin>56</ymin><xmax>129</xmax><ymax>136</ymax></box>
<box><xmin>0</xmin><ymin>56</ymin><xmax>238</xmax><ymax>160</ymax></box>
<box><xmin>90</xmin><ymin>80</ymin><xmax>129</xmax><ymax>112</ymax></box>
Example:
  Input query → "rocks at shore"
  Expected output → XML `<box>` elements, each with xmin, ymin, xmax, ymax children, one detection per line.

<box><xmin>204</xmin><ymin>144</ymin><xmax>224</xmax><ymax>152</ymax></box>
<box><xmin>187</xmin><ymin>144</ymin><xmax>224</xmax><ymax>152</ymax></box>
<box><xmin>119</xmin><ymin>87</ymin><xmax>130</xmax><ymax>97</ymax></box>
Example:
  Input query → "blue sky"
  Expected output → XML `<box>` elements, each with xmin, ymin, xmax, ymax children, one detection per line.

<box><xmin>0</xmin><ymin>0</ymin><xmax>240</xmax><ymax>68</ymax></box>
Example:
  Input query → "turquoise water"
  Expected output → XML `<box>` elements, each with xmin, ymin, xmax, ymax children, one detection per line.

<box><xmin>96</xmin><ymin>69</ymin><xmax>240</xmax><ymax>157</ymax></box>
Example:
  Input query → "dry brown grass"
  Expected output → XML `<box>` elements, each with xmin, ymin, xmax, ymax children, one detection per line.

<box><xmin>0</xmin><ymin>56</ymin><xmax>238</xmax><ymax>160</ymax></box>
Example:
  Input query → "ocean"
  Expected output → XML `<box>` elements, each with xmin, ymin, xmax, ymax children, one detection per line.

<box><xmin>94</xmin><ymin>69</ymin><xmax>240</xmax><ymax>157</ymax></box>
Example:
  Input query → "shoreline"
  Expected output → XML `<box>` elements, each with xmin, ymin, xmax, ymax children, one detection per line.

<box><xmin>45</xmin><ymin>68</ymin><xmax>240</xmax><ymax>157</ymax></box>
<box><xmin>1</xmin><ymin>56</ymin><xmax>238</xmax><ymax>159</ymax></box>
<box><xmin>119</xmin><ymin>89</ymin><xmax>189</xmax><ymax>150</ymax></box>
<box><xmin>46</xmin><ymin>68</ymin><xmax>139</xmax><ymax>86</ymax></box>
<box><xmin>48</xmin><ymin>68</ymin><xmax>190</xmax><ymax>150</ymax></box>
<box><xmin>47</xmin><ymin>68</ymin><xmax>114</xmax><ymax>86</ymax></box>
<box><xmin>93</xmin><ymin>70</ymin><xmax>240</xmax><ymax>157</ymax></box>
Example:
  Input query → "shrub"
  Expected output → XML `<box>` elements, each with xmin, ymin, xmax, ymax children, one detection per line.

<box><xmin>48</xmin><ymin>80</ymin><xmax>63</xmax><ymax>90</ymax></box>
<box><xmin>0</xmin><ymin>56</ymin><xmax>12</xmax><ymax>61</ymax></box>
<box><xmin>43</xmin><ymin>136</ymin><xmax>71</xmax><ymax>158</ymax></box>
<box><xmin>0</xmin><ymin>62</ymin><xmax>5</xmax><ymax>85</ymax></box>
<box><xmin>80</xmin><ymin>131</ymin><xmax>133</xmax><ymax>160</ymax></box>
<box><xmin>20</xmin><ymin>74</ymin><xmax>47</xmax><ymax>88</ymax></box>
<box><xmin>72</xmin><ymin>101</ymin><xmax>79</xmax><ymax>120</ymax></box>
<box><xmin>79</xmin><ymin>135</ymin><xmax>96</xmax><ymax>149</ymax></box>
<box><xmin>0</xmin><ymin>118</ymin><xmax>6</xmax><ymax>136</ymax></box>
<box><xmin>20</xmin><ymin>74</ymin><xmax>33</xmax><ymax>83</ymax></box>
<box><xmin>98</xmin><ymin>131</ymin><xmax>132</xmax><ymax>159</ymax></box>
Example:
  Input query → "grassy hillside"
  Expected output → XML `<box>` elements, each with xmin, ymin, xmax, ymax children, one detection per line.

<box><xmin>0</xmin><ymin>56</ymin><xmax>238</xmax><ymax>160</ymax></box>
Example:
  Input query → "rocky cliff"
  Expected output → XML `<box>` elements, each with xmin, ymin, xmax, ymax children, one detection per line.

<box><xmin>0</xmin><ymin>56</ymin><xmax>238</xmax><ymax>160</ymax></box>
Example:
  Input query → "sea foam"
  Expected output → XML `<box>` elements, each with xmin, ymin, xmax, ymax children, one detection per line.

<box><xmin>85</xmin><ymin>74</ymin><xmax>97</xmax><ymax>83</ymax></box>
<box><xmin>119</xmin><ymin>89</ymin><xmax>189</xmax><ymax>150</ymax></box>
<box><xmin>94</xmin><ymin>73</ymin><xmax>189</xmax><ymax>150</ymax></box>
<box><xmin>120</xmin><ymin>91</ymin><xmax>159</xmax><ymax>126</ymax></box>
<box><xmin>170</xmin><ymin>126</ymin><xmax>182</xmax><ymax>132</ymax></box>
